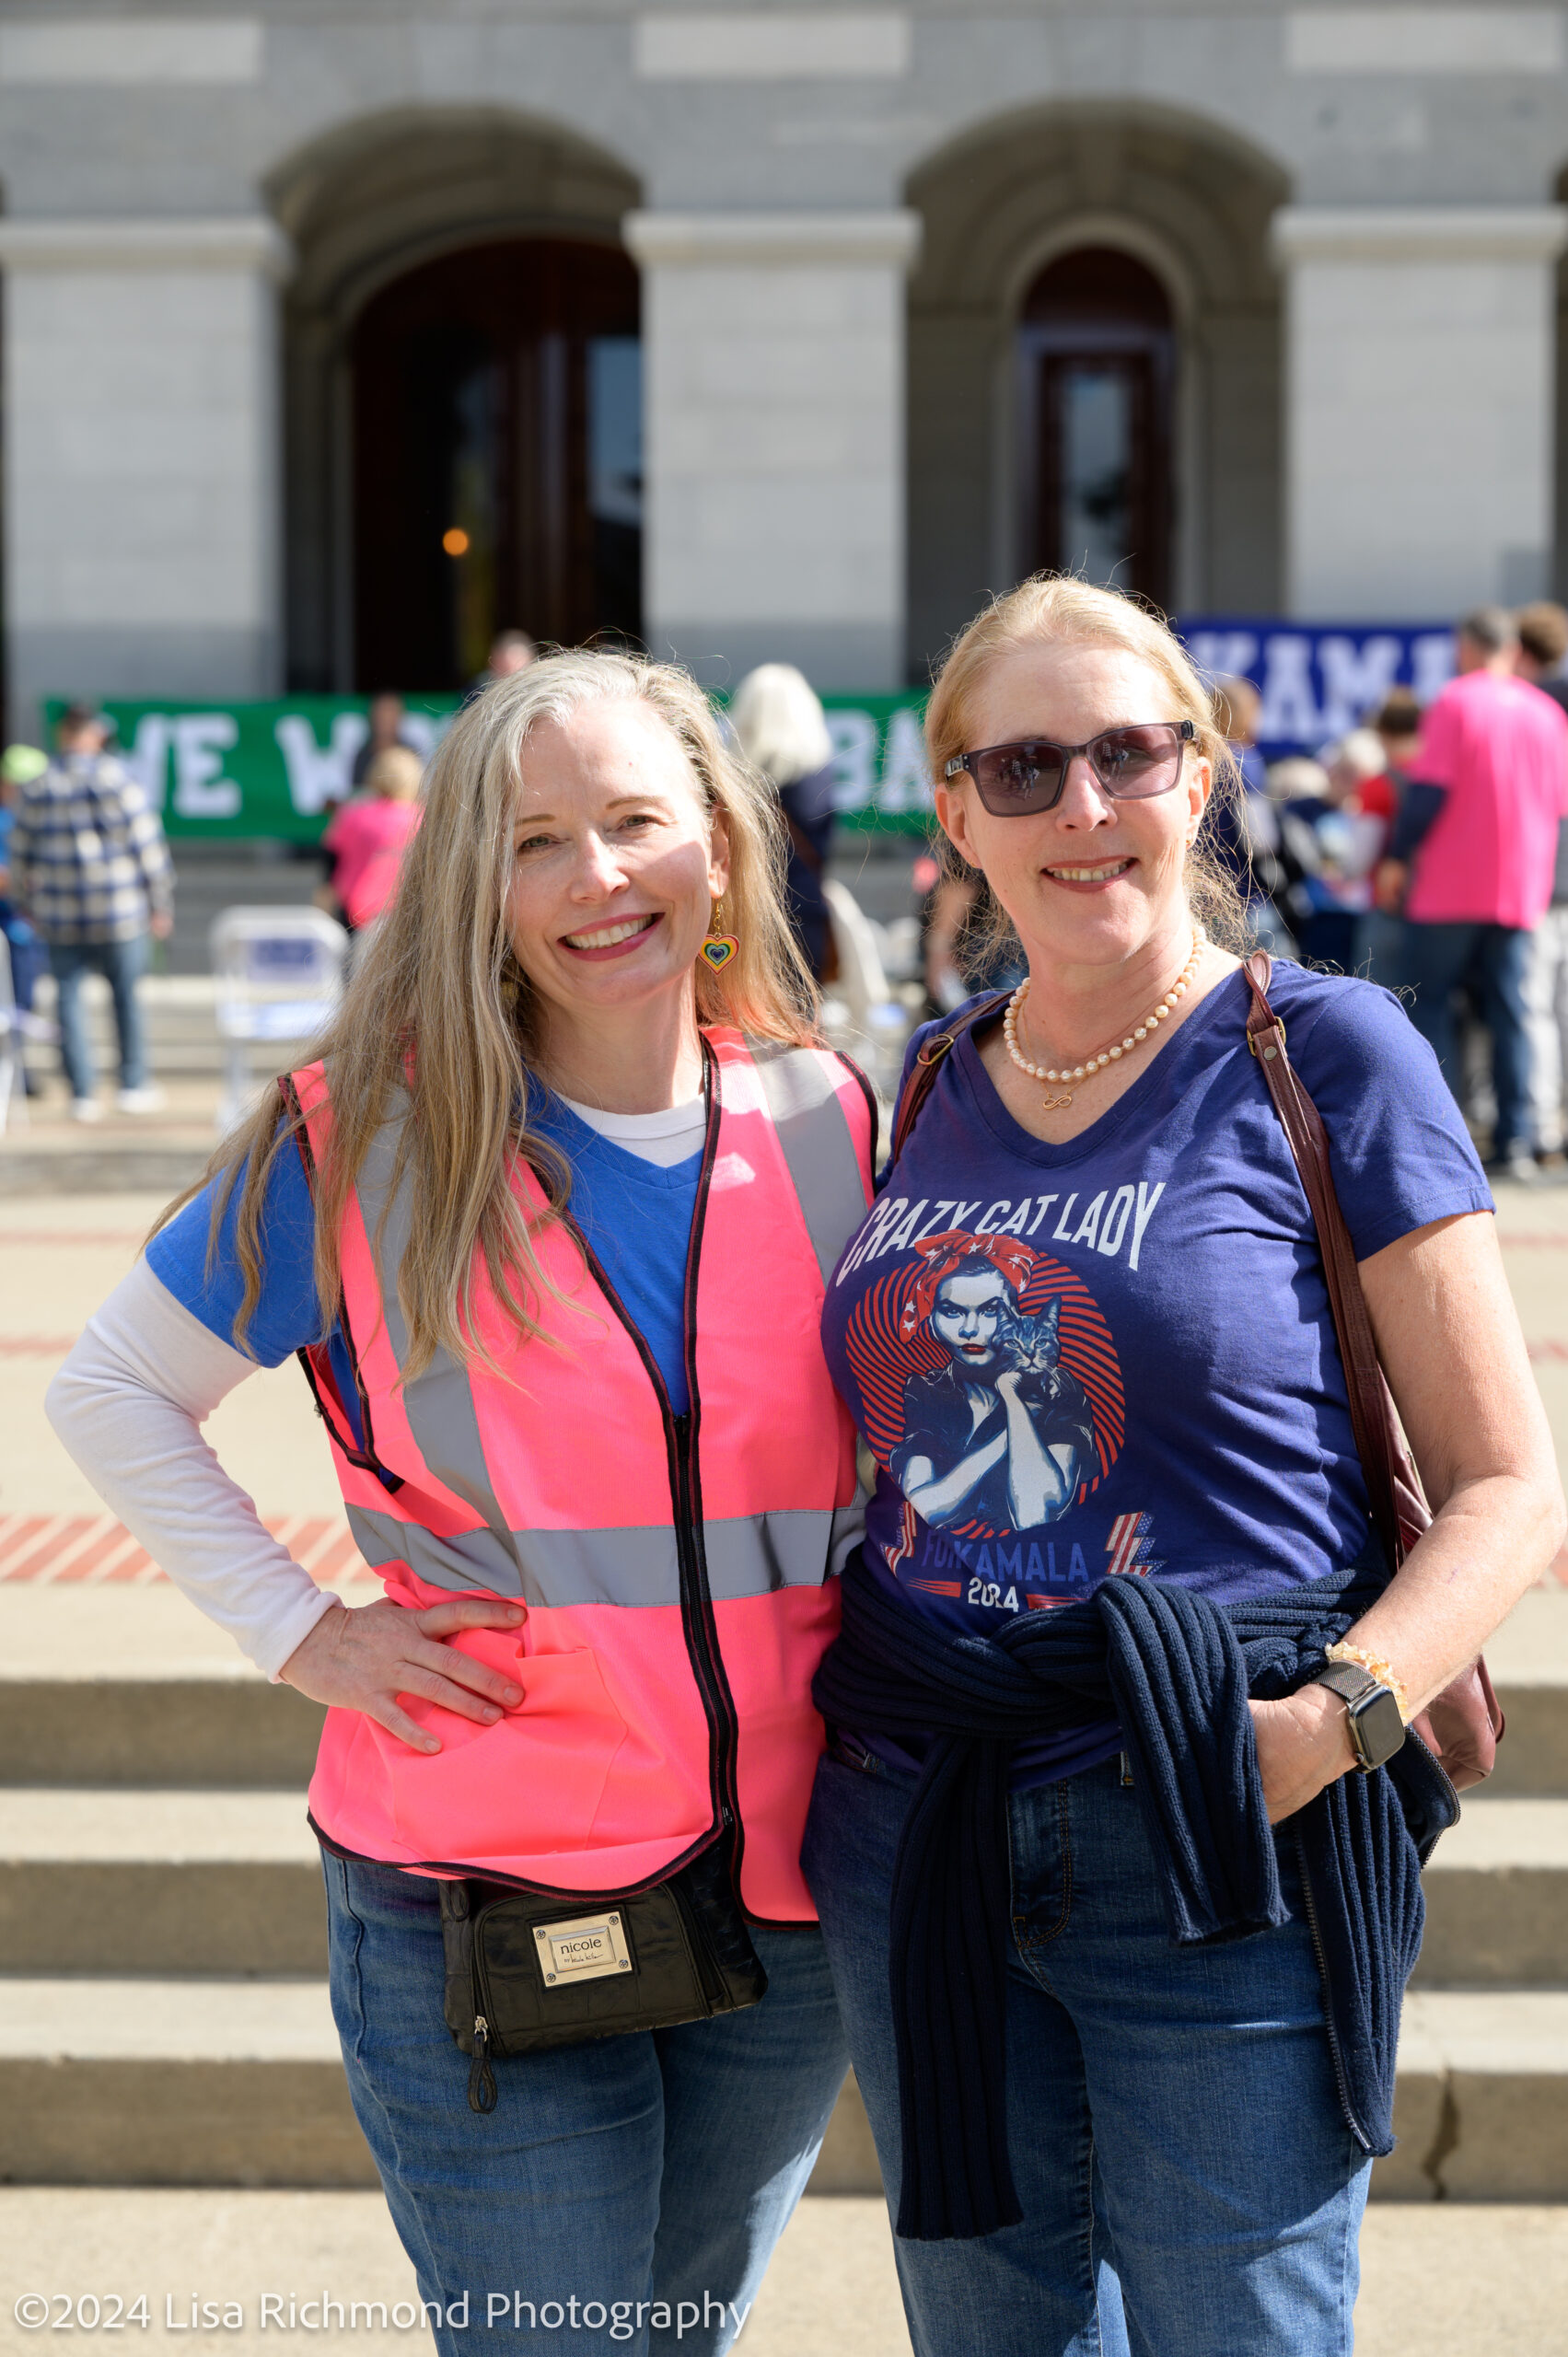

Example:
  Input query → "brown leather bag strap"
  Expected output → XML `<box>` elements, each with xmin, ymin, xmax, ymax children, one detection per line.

<box><xmin>890</xmin><ymin>992</ymin><xmax>1010</xmax><ymax>1162</ymax></box>
<box><xmin>1247</xmin><ymin>957</ymin><xmax>1507</xmax><ymax>1779</ymax></box>
<box><xmin>1241</xmin><ymin>950</ymin><xmax>1423</xmax><ymax>1572</ymax></box>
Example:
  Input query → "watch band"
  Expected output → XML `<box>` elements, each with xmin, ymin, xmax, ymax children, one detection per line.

<box><xmin>1310</xmin><ymin>1661</ymin><xmax>1407</xmax><ymax>1772</ymax></box>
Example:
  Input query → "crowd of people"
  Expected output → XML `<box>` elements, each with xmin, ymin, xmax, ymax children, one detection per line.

<box><xmin>0</xmin><ymin>629</ymin><xmax>848</xmax><ymax>1122</ymax></box>
<box><xmin>41</xmin><ymin>581</ymin><xmax>1555</xmax><ymax>2357</ymax></box>
<box><xmin>8</xmin><ymin>599</ymin><xmax>1568</xmax><ymax>1191</ymax></box>
<box><xmin>1212</xmin><ymin>600</ymin><xmax>1568</xmax><ymax>1184</ymax></box>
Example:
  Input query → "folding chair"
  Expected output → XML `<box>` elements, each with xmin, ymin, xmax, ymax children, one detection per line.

<box><xmin>209</xmin><ymin>907</ymin><xmax>350</xmax><ymax>1136</ymax></box>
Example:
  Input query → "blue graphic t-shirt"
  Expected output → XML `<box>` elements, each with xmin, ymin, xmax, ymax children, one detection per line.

<box><xmin>820</xmin><ymin>962</ymin><xmax>1493</xmax><ymax>1788</ymax></box>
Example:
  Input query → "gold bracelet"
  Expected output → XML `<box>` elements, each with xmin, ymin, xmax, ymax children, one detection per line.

<box><xmin>1324</xmin><ymin>1642</ymin><xmax>1411</xmax><ymax>1724</ymax></box>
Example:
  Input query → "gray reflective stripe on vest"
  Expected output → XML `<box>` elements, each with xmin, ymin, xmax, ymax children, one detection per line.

<box><xmin>347</xmin><ymin>1502</ymin><xmax>841</xmax><ymax>1608</ymax></box>
<box><xmin>354</xmin><ymin>1110</ymin><xmax>528</xmax><ymax>1583</ymax></box>
<box><xmin>344</xmin><ymin>1046</ymin><xmax>867</xmax><ymax>1606</ymax></box>
<box><xmin>746</xmin><ymin>1041</ymin><xmax>868</xmax><ymax>1283</ymax></box>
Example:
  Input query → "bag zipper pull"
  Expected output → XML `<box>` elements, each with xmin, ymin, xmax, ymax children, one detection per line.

<box><xmin>467</xmin><ymin>2015</ymin><xmax>497</xmax><ymax>2115</ymax></box>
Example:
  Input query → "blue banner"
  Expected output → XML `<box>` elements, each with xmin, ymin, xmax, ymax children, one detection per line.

<box><xmin>1177</xmin><ymin>619</ymin><xmax>1456</xmax><ymax>758</ymax></box>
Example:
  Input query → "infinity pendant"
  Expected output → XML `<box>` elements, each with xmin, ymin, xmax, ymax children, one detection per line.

<box><xmin>1042</xmin><ymin>1092</ymin><xmax>1074</xmax><ymax>1111</ymax></box>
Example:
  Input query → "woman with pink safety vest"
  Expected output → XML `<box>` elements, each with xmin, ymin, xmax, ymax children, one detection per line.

<box><xmin>49</xmin><ymin>653</ymin><xmax>877</xmax><ymax>2357</ymax></box>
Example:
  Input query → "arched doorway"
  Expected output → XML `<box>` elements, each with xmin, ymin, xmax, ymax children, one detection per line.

<box><xmin>352</xmin><ymin>238</ymin><xmax>641</xmax><ymax>689</ymax></box>
<box><xmin>267</xmin><ymin>109</ymin><xmax>643</xmax><ymax>691</ymax></box>
<box><xmin>1017</xmin><ymin>247</ymin><xmax>1174</xmax><ymax>606</ymax></box>
<box><xmin>903</xmin><ymin>105</ymin><xmax>1289</xmax><ymax>675</ymax></box>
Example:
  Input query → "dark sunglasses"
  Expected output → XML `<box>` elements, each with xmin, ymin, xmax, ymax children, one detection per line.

<box><xmin>944</xmin><ymin>720</ymin><xmax>1196</xmax><ymax>817</ymax></box>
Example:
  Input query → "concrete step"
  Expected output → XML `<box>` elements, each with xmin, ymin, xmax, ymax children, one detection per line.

<box><xmin>0</xmin><ymin>1146</ymin><xmax>214</xmax><ymax>1196</ymax></box>
<box><xmin>0</xmin><ymin>1666</ymin><xmax>326</xmax><ymax>1789</ymax></box>
<box><xmin>0</xmin><ymin>1792</ymin><xmax>325</xmax><ymax>1973</ymax></box>
<box><xmin>1411</xmin><ymin>1799</ymin><xmax>1568</xmax><ymax>1987</ymax></box>
<box><xmin>0</xmin><ymin>1978</ymin><xmax>373</xmax><ymax>2189</ymax></box>
<box><xmin>1</xmin><ymin>1976</ymin><xmax>1562</xmax><ymax>2201</ymax></box>
<box><xmin>4</xmin><ymin>1587</ymin><xmax>1562</xmax><ymax>1793</ymax></box>
<box><xmin>8</xmin><ymin>1785</ymin><xmax>1564</xmax><ymax>1986</ymax></box>
<box><xmin>1376</xmin><ymin>1991</ymin><xmax>1568</xmax><ymax>2200</ymax></box>
<box><xmin>0</xmin><ymin>1975</ymin><xmax>881</xmax><ymax>2195</ymax></box>
<box><xmin>29</xmin><ymin>976</ymin><xmax>238</xmax><ymax>1077</ymax></box>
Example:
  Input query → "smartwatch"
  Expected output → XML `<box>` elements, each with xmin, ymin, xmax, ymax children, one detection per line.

<box><xmin>1310</xmin><ymin>1661</ymin><xmax>1406</xmax><ymax>1772</ymax></box>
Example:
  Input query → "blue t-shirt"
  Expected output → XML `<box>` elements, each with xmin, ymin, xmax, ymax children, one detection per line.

<box><xmin>819</xmin><ymin>962</ymin><xmax>1492</xmax><ymax>1788</ymax></box>
<box><xmin>0</xmin><ymin>806</ymin><xmax>37</xmax><ymax>940</ymax></box>
<box><xmin>146</xmin><ymin>1092</ymin><xmax>703</xmax><ymax>1426</ymax></box>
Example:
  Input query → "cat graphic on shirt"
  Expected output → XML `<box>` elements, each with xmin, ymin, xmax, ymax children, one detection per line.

<box><xmin>889</xmin><ymin>1234</ymin><xmax>1096</xmax><ymax>1537</ymax></box>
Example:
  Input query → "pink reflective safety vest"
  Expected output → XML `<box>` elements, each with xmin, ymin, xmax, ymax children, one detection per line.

<box><xmin>289</xmin><ymin>1028</ymin><xmax>875</xmax><ymax>1921</ymax></box>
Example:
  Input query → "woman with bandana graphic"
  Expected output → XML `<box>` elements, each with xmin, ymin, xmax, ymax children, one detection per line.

<box><xmin>893</xmin><ymin>1240</ymin><xmax>1094</xmax><ymax>1532</ymax></box>
<box><xmin>808</xmin><ymin>576</ymin><xmax>1562</xmax><ymax>2357</ymax></box>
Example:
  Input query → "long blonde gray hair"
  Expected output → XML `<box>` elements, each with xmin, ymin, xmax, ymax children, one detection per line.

<box><xmin>157</xmin><ymin>651</ymin><xmax>816</xmax><ymax>1377</ymax></box>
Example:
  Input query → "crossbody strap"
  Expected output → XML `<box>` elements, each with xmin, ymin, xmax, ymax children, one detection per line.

<box><xmin>1241</xmin><ymin>951</ymin><xmax>1429</xmax><ymax>1569</ymax></box>
<box><xmin>889</xmin><ymin>992</ymin><xmax>1009</xmax><ymax>1162</ymax></box>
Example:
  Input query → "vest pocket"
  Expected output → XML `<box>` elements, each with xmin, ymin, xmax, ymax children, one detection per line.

<box><xmin>390</xmin><ymin>1645</ymin><xmax>628</xmax><ymax>1862</ymax></box>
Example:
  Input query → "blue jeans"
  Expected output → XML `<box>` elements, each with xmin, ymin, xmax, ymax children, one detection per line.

<box><xmin>323</xmin><ymin>1854</ymin><xmax>848</xmax><ymax>2357</ymax></box>
<box><xmin>802</xmin><ymin>1747</ymin><xmax>1370</xmax><ymax>2357</ymax></box>
<box><xmin>1398</xmin><ymin>919</ymin><xmax>1533</xmax><ymax>1155</ymax></box>
<box><xmin>50</xmin><ymin>933</ymin><xmax>149</xmax><ymax>1096</ymax></box>
<box><xmin>2</xmin><ymin>923</ymin><xmax>48</xmax><ymax>1010</ymax></box>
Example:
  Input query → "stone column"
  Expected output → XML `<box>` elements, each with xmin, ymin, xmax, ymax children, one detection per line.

<box><xmin>1272</xmin><ymin>206</ymin><xmax>1568</xmax><ymax>619</ymax></box>
<box><xmin>623</xmin><ymin>209</ymin><xmax>922</xmax><ymax>691</ymax></box>
<box><xmin>0</xmin><ymin>217</ymin><xmax>293</xmax><ymax>731</ymax></box>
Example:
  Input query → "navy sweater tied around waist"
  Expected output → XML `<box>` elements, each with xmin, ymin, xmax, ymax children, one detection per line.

<box><xmin>812</xmin><ymin>1549</ymin><xmax>1459</xmax><ymax>2243</ymax></box>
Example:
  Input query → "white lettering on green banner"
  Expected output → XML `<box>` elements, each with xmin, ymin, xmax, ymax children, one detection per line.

<box><xmin>43</xmin><ymin>694</ymin><xmax>935</xmax><ymax>839</ymax></box>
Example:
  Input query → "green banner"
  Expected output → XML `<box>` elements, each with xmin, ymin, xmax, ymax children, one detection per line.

<box><xmin>43</xmin><ymin>691</ymin><xmax>935</xmax><ymax>842</ymax></box>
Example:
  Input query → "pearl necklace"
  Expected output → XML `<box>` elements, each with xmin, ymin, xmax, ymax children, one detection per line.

<box><xmin>1004</xmin><ymin>929</ymin><xmax>1207</xmax><ymax>1110</ymax></box>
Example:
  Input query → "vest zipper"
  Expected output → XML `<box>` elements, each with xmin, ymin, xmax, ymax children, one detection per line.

<box><xmin>548</xmin><ymin>1041</ymin><xmax>743</xmax><ymax>1880</ymax></box>
<box><xmin>671</xmin><ymin>1407</ymin><xmax>744</xmax><ymax>1861</ymax></box>
<box><xmin>670</xmin><ymin>1043</ymin><xmax>748</xmax><ymax>1884</ymax></box>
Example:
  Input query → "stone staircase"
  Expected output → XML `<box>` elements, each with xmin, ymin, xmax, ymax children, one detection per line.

<box><xmin>1382</xmin><ymin>1587</ymin><xmax>1568</xmax><ymax>2197</ymax></box>
<box><xmin>0</xmin><ymin>1587</ymin><xmax>1562</xmax><ymax>2199</ymax></box>
<box><xmin>0</xmin><ymin>1593</ymin><xmax>877</xmax><ymax>2193</ymax></box>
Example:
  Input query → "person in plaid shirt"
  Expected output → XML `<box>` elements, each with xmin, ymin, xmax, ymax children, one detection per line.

<box><xmin>11</xmin><ymin>704</ymin><xmax>174</xmax><ymax>1120</ymax></box>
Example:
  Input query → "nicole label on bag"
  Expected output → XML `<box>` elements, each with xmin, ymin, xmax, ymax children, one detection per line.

<box><xmin>532</xmin><ymin>1910</ymin><xmax>633</xmax><ymax>1985</ymax></box>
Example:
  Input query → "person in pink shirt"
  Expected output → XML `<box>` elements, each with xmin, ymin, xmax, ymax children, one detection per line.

<box><xmin>1376</xmin><ymin>607</ymin><xmax>1568</xmax><ymax>1179</ymax></box>
<box><xmin>319</xmin><ymin>745</ymin><xmax>424</xmax><ymax>934</ymax></box>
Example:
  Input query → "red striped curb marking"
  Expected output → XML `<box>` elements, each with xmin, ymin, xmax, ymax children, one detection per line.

<box><xmin>0</xmin><ymin>1510</ymin><xmax>373</xmax><ymax>1585</ymax></box>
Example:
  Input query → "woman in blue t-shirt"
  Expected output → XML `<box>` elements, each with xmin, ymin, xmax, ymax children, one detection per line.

<box><xmin>804</xmin><ymin>576</ymin><xmax>1563</xmax><ymax>2356</ymax></box>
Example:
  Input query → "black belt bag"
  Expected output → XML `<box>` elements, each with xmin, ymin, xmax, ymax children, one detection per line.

<box><xmin>439</xmin><ymin>1838</ymin><xmax>768</xmax><ymax>2112</ymax></box>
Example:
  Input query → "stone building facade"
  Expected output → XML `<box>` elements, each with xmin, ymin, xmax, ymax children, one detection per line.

<box><xmin>2</xmin><ymin>3</ymin><xmax>1566</xmax><ymax>726</ymax></box>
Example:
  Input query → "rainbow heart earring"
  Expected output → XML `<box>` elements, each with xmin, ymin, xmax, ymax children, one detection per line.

<box><xmin>699</xmin><ymin>896</ymin><xmax>739</xmax><ymax>973</ymax></box>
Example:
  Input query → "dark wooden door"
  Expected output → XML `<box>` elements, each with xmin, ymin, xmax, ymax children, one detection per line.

<box><xmin>352</xmin><ymin>238</ymin><xmax>641</xmax><ymax>691</ymax></box>
<box><xmin>1018</xmin><ymin>249</ymin><xmax>1173</xmax><ymax>608</ymax></box>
